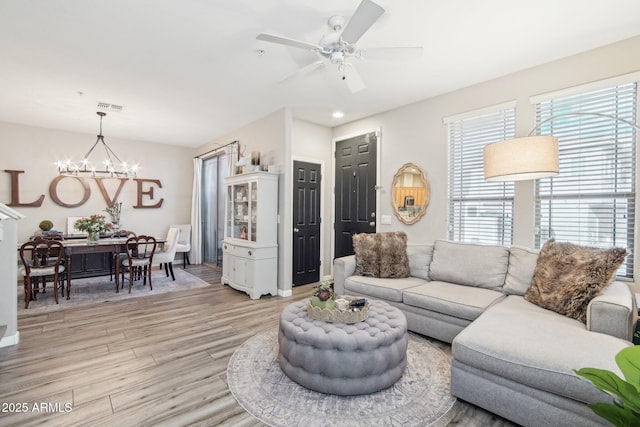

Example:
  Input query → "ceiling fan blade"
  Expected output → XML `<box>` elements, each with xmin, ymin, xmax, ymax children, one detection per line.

<box><xmin>341</xmin><ymin>0</ymin><xmax>385</xmax><ymax>45</ymax></box>
<box><xmin>359</xmin><ymin>46</ymin><xmax>424</xmax><ymax>61</ymax></box>
<box><xmin>278</xmin><ymin>60</ymin><xmax>326</xmax><ymax>84</ymax></box>
<box><xmin>341</xmin><ymin>64</ymin><xmax>366</xmax><ymax>93</ymax></box>
<box><xmin>256</xmin><ymin>33</ymin><xmax>320</xmax><ymax>51</ymax></box>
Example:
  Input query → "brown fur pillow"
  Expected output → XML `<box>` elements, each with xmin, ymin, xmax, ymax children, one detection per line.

<box><xmin>353</xmin><ymin>233</ymin><xmax>380</xmax><ymax>277</ymax></box>
<box><xmin>524</xmin><ymin>240</ymin><xmax>627</xmax><ymax>323</ymax></box>
<box><xmin>379</xmin><ymin>232</ymin><xmax>410</xmax><ymax>278</ymax></box>
<box><xmin>352</xmin><ymin>232</ymin><xmax>410</xmax><ymax>278</ymax></box>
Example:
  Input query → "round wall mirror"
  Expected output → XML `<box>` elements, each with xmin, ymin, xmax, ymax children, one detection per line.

<box><xmin>391</xmin><ymin>163</ymin><xmax>430</xmax><ymax>225</ymax></box>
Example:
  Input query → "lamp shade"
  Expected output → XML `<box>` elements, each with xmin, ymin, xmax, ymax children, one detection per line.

<box><xmin>483</xmin><ymin>136</ymin><xmax>559</xmax><ymax>181</ymax></box>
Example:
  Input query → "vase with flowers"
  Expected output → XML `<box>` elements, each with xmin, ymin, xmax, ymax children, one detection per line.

<box><xmin>104</xmin><ymin>202</ymin><xmax>123</xmax><ymax>229</ymax></box>
<box><xmin>75</xmin><ymin>214</ymin><xmax>112</xmax><ymax>243</ymax></box>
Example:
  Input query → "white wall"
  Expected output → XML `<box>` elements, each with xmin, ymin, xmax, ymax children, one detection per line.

<box><xmin>292</xmin><ymin>119</ymin><xmax>333</xmax><ymax>277</ymax></box>
<box><xmin>196</xmin><ymin>108</ymin><xmax>293</xmax><ymax>294</ymax></box>
<box><xmin>333</xmin><ymin>35</ymin><xmax>640</xmax><ymax>276</ymax></box>
<box><xmin>0</xmin><ymin>122</ymin><xmax>194</xmax><ymax>243</ymax></box>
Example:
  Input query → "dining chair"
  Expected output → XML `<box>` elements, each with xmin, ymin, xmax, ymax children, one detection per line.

<box><xmin>154</xmin><ymin>227</ymin><xmax>181</xmax><ymax>280</ymax></box>
<box><xmin>109</xmin><ymin>230</ymin><xmax>136</xmax><ymax>281</ymax></box>
<box><xmin>118</xmin><ymin>235</ymin><xmax>156</xmax><ymax>293</ymax></box>
<box><xmin>172</xmin><ymin>224</ymin><xmax>191</xmax><ymax>268</ymax></box>
<box><xmin>19</xmin><ymin>239</ymin><xmax>67</xmax><ymax>309</ymax></box>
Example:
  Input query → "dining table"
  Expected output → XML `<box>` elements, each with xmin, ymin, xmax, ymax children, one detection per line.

<box><xmin>20</xmin><ymin>236</ymin><xmax>165</xmax><ymax>299</ymax></box>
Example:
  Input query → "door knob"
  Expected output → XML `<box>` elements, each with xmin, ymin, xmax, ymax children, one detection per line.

<box><xmin>293</xmin><ymin>227</ymin><xmax>299</xmax><ymax>233</ymax></box>
<box><xmin>369</xmin><ymin>222</ymin><xmax>375</xmax><ymax>227</ymax></box>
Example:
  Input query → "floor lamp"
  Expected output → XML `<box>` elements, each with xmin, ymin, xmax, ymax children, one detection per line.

<box><xmin>483</xmin><ymin>112</ymin><xmax>640</xmax><ymax>182</ymax></box>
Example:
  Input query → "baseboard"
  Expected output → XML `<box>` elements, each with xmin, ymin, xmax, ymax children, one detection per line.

<box><xmin>0</xmin><ymin>331</ymin><xmax>20</xmax><ymax>348</ymax></box>
<box><xmin>279</xmin><ymin>289</ymin><xmax>292</xmax><ymax>298</ymax></box>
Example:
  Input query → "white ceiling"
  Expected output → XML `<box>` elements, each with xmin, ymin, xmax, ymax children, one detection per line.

<box><xmin>1</xmin><ymin>0</ymin><xmax>640</xmax><ymax>148</ymax></box>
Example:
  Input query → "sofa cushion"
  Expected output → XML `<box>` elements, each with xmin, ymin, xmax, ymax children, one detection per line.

<box><xmin>503</xmin><ymin>246</ymin><xmax>539</xmax><ymax>295</ymax></box>
<box><xmin>344</xmin><ymin>276</ymin><xmax>428</xmax><ymax>303</ymax></box>
<box><xmin>524</xmin><ymin>240</ymin><xmax>627</xmax><ymax>323</ymax></box>
<box><xmin>452</xmin><ymin>296</ymin><xmax>631</xmax><ymax>404</ymax></box>
<box><xmin>352</xmin><ymin>232</ymin><xmax>410</xmax><ymax>278</ymax></box>
<box><xmin>407</xmin><ymin>244</ymin><xmax>434</xmax><ymax>280</ymax></box>
<box><xmin>429</xmin><ymin>240</ymin><xmax>509</xmax><ymax>290</ymax></box>
<box><xmin>403</xmin><ymin>281</ymin><xmax>505</xmax><ymax>321</ymax></box>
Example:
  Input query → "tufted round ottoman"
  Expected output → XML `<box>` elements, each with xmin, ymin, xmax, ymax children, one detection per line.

<box><xmin>278</xmin><ymin>299</ymin><xmax>408</xmax><ymax>395</ymax></box>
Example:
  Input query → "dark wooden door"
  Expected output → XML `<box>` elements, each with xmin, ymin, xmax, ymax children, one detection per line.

<box><xmin>292</xmin><ymin>161</ymin><xmax>322</xmax><ymax>286</ymax></box>
<box><xmin>334</xmin><ymin>132</ymin><xmax>377</xmax><ymax>258</ymax></box>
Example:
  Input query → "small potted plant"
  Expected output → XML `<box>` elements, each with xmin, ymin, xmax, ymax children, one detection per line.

<box><xmin>104</xmin><ymin>202</ymin><xmax>123</xmax><ymax>228</ymax></box>
<box><xmin>311</xmin><ymin>281</ymin><xmax>336</xmax><ymax>310</ymax></box>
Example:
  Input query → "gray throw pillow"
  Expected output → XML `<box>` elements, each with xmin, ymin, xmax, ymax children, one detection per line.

<box><xmin>504</xmin><ymin>246</ymin><xmax>539</xmax><ymax>295</ymax></box>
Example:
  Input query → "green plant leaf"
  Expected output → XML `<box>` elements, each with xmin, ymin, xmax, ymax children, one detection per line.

<box><xmin>616</xmin><ymin>346</ymin><xmax>640</xmax><ymax>391</ymax></box>
<box><xmin>576</xmin><ymin>368</ymin><xmax>640</xmax><ymax>414</ymax></box>
<box><xmin>589</xmin><ymin>402</ymin><xmax>640</xmax><ymax>427</ymax></box>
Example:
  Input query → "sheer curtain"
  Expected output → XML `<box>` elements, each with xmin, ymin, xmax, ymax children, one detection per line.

<box><xmin>190</xmin><ymin>157</ymin><xmax>203</xmax><ymax>264</ymax></box>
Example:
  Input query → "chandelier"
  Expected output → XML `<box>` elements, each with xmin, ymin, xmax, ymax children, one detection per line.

<box><xmin>56</xmin><ymin>112</ymin><xmax>138</xmax><ymax>178</ymax></box>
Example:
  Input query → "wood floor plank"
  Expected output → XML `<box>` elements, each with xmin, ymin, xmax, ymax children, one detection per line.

<box><xmin>0</xmin><ymin>265</ymin><xmax>515</xmax><ymax>426</ymax></box>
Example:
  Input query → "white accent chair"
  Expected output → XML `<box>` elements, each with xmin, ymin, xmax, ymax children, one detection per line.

<box><xmin>154</xmin><ymin>227</ymin><xmax>181</xmax><ymax>280</ymax></box>
<box><xmin>172</xmin><ymin>224</ymin><xmax>192</xmax><ymax>268</ymax></box>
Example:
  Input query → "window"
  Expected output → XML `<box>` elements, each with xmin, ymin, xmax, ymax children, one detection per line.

<box><xmin>447</xmin><ymin>106</ymin><xmax>515</xmax><ymax>245</ymax></box>
<box><xmin>535</xmin><ymin>82</ymin><xmax>637</xmax><ymax>277</ymax></box>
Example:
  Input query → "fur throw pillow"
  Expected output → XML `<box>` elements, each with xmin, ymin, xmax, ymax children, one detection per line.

<box><xmin>353</xmin><ymin>232</ymin><xmax>410</xmax><ymax>278</ymax></box>
<box><xmin>353</xmin><ymin>233</ymin><xmax>380</xmax><ymax>277</ymax></box>
<box><xmin>524</xmin><ymin>240</ymin><xmax>627</xmax><ymax>323</ymax></box>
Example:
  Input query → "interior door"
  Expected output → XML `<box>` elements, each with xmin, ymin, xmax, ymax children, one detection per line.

<box><xmin>292</xmin><ymin>160</ymin><xmax>321</xmax><ymax>286</ymax></box>
<box><xmin>334</xmin><ymin>132</ymin><xmax>377</xmax><ymax>258</ymax></box>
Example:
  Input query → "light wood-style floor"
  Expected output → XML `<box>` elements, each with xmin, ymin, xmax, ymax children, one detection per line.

<box><xmin>0</xmin><ymin>265</ymin><xmax>516</xmax><ymax>427</ymax></box>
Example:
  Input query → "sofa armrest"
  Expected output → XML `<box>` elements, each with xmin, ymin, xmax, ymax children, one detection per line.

<box><xmin>586</xmin><ymin>281</ymin><xmax>637</xmax><ymax>341</ymax></box>
<box><xmin>333</xmin><ymin>255</ymin><xmax>356</xmax><ymax>294</ymax></box>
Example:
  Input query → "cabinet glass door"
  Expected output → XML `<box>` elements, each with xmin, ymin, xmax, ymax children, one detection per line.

<box><xmin>250</xmin><ymin>181</ymin><xmax>257</xmax><ymax>242</ymax></box>
<box><xmin>230</xmin><ymin>182</ymin><xmax>250</xmax><ymax>240</ymax></box>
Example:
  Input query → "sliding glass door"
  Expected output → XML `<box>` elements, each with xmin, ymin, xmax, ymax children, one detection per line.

<box><xmin>202</xmin><ymin>154</ymin><xmax>228</xmax><ymax>267</ymax></box>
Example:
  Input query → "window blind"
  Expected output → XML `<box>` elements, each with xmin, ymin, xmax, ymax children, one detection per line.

<box><xmin>535</xmin><ymin>82</ymin><xmax>637</xmax><ymax>277</ymax></box>
<box><xmin>448</xmin><ymin>107</ymin><xmax>515</xmax><ymax>245</ymax></box>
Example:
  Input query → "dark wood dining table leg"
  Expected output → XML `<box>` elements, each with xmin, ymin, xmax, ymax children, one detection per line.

<box><xmin>115</xmin><ymin>254</ymin><xmax>120</xmax><ymax>293</ymax></box>
<box><xmin>65</xmin><ymin>250</ymin><xmax>72</xmax><ymax>300</ymax></box>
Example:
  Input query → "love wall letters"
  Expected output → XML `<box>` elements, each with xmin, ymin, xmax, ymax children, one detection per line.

<box><xmin>3</xmin><ymin>170</ymin><xmax>164</xmax><ymax>209</ymax></box>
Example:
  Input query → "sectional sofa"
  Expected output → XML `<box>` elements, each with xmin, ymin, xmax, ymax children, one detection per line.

<box><xmin>333</xmin><ymin>239</ymin><xmax>637</xmax><ymax>427</ymax></box>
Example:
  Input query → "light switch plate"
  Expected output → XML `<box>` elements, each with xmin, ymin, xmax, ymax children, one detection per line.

<box><xmin>380</xmin><ymin>215</ymin><xmax>392</xmax><ymax>225</ymax></box>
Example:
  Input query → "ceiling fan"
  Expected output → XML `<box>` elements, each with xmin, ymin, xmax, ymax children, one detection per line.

<box><xmin>256</xmin><ymin>0</ymin><xmax>423</xmax><ymax>93</ymax></box>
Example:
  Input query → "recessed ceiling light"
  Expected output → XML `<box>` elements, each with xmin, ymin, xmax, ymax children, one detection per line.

<box><xmin>332</xmin><ymin>111</ymin><xmax>344</xmax><ymax>118</ymax></box>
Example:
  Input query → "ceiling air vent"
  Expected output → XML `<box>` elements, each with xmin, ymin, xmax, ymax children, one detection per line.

<box><xmin>97</xmin><ymin>102</ymin><xmax>124</xmax><ymax>113</ymax></box>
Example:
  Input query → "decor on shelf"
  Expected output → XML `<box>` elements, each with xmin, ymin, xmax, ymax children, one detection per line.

<box><xmin>74</xmin><ymin>214</ymin><xmax>112</xmax><ymax>243</ymax></box>
<box><xmin>56</xmin><ymin>112</ymin><xmax>138</xmax><ymax>178</ymax></box>
<box><xmin>575</xmin><ymin>346</ymin><xmax>640</xmax><ymax>427</ymax></box>
<box><xmin>310</xmin><ymin>281</ymin><xmax>335</xmax><ymax>310</ymax></box>
<box><xmin>484</xmin><ymin>111</ymin><xmax>640</xmax><ymax>182</ymax></box>
<box><xmin>104</xmin><ymin>202</ymin><xmax>123</xmax><ymax>228</ymax></box>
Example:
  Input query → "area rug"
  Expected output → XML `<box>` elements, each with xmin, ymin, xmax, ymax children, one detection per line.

<box><xmin>227</xmin><ymin>329</ymin><xmax>458</xmax><ymax>427</ymax></box>
<box><xmin>18</xmin><ymin>268</ymin><xmax>211</xmax><ymax>315</ymax></box>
